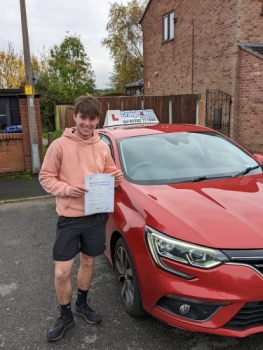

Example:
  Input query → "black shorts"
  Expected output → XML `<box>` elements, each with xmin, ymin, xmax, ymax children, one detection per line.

<box><xmin>53</xmin><ymin>213</ymin><xmax>109</xmax><ymax>261</ymax></box>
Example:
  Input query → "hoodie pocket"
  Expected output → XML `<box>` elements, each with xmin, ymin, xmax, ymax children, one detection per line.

<box><xmin>64</xmin><ymin>196</ymin><xmax>84</xmax><ymax>212</ymax></box>
<box><xmin>63</xmin><ymin>197</ymin><xmax>71</xmax><ymax>210</ymax></box>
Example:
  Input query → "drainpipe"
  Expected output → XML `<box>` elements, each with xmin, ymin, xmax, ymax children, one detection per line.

<box><xmin>191</xmin><ymin>17</ymin><xmax>195</xmax><ymax>93</ymax></box>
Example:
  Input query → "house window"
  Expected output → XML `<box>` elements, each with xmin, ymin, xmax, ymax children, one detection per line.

<box><xmin>163</xmin><ymin>11</ymin><xmax>174</xmax><ymax>42</ymax></box>
<box><xmin>0</xmin><ymin>97</ymin><xmax>21</xmax><ymax>131</ymax></box>
<box><xmin>0</xmin><ymin>99</ymin><xmax>6</xmax><ymax>130</ymax></box>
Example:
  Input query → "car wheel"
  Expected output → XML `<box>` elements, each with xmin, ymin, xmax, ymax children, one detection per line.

<box><xmin>114</xmin><ymin>237</ymin><xmax>145</xmax><ymax>317</ymax></box>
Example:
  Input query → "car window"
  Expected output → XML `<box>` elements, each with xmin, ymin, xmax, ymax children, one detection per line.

<box><xmin>117</xmin><ymin>132</ymin><xmax>262</xmax><ymax>185</ymax></box>
<box><xmin>99</xmin><ymin>134</ymin><xmax>115</xmax><ymax>160</ymax></box>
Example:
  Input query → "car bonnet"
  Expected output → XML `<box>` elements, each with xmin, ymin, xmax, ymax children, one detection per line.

<box><xmin>125</xmin><ymin>175</ymin><xmax>263</xmax><ymax>249</ymax></box>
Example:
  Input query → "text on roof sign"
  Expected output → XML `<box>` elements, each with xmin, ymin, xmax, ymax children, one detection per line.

<box><xmin>103</xmin><ymin>109</ymin><xmax>159</xmax><ymax>127</ymax></box>
<box><xmin>121</xmin><ymin>110</ymin><xmax>156</xmax><ymax>118</ymax></box>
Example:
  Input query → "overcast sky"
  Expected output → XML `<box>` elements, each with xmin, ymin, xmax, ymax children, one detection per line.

<box><xmin>0</xmin><ymin>0</ymin><xmax>129</xmax><ymax>89</ymax></box>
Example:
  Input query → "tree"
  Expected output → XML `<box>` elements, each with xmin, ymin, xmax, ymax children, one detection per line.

<box><xmin>48</xmin><ymin>34</ymin><xmax>96</xmax><ymax>101</ymax></box>
<box><xmin>31</xmin><ymin>46</ymin><xmax>50</xmax><ymax>74</ymax></box>
<box><xmin>35</xmin><ymin>34</ymin><xmax>96</xmax><ymax>130</ymax></box>
<box><xmin>0</xmin><ymin>35</ymin><xmax>96</xmax><ymax>131</ymax></box>
<box><xmin>101</xmin><ymin>0</ymin><xmax>146</xmax><ymax>92</ymax></box>
<box><xmin>0</xmin><ymin>42</ymin><xmax>25</xmax><ymax>88</ymax></box>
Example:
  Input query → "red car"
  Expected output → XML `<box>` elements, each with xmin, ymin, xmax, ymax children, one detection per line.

<box><xmin>98</xmin><ymin>110</ymin><xmax>263</xmax><ymax>338</ymax></box>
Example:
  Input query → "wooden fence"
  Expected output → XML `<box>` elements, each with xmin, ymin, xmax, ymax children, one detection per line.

<box><xmin>55</xmin><ymin>94</ymin><xmax>199</xmax><ymax>130</ymax></box>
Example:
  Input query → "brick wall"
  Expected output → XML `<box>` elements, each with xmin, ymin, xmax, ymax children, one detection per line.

<box><xmin>141</xmin><ymin>0</ymin><xmax>263</xmax><ymax>145</ymax></box>
<box><xmin>0</xmin><ymin>95</ymin><xmax>43</xmax><ymax>174</ymax></box>
<box><xmin>237</xmin><ymin>0</ymin><xmax>263</xmax><ymax>42</ymax></box>
<box><xmin>141</xmin><ymin>1</ymin><xmax>239</xmax><ymax>98</ymax></box>
<box><xmin>0</xmin><ymin>134</ymin><xmax>25</xmax><ymax>173</ymax></box>
<box><xmin>238</xmin><ymin>49</ymin><xmax>263</xmax><ymax>153</ymax></box>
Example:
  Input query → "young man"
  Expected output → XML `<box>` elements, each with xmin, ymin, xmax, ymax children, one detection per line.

<box><xmin>39</xmin><ymin>95</ymin><xmax>123</xmax><ymax>342</ymax></box>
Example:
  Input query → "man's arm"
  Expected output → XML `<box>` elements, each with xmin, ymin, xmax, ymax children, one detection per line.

<box><xmin>39</xmin><ymin>142</ymin><xmax>72</xmax><ymax>197</ymax></box>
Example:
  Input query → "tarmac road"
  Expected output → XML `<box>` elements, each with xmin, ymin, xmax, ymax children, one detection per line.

<box><xmin>1</xmin><ymin>197</ymin><xmax>263</xmax><ymax>350</ymax></box>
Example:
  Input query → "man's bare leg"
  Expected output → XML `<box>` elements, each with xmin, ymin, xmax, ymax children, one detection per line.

<box><xmin>74</xmin><ymin>252</ymin><xmax>101</xmax><ymax>323</ymax></box>
<box><xmin>54</xmin><ymin>258</ymin><xmax>75</xmax><ymax>304</ymax></box>
<box><xmin>77</xmin><ymin>252</ymin><xmax>95</xmax><ymax>290</ymax></box>
<box><xmin>47</xmin><ymin>259</ymin><xmax>75</xmax><ymax>341</ymax></box>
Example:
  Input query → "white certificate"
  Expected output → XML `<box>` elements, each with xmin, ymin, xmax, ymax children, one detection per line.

<box><xmin>84</xmin><ymin>174</ymin><xmax>114</xmax><ymax>215</ymax></box>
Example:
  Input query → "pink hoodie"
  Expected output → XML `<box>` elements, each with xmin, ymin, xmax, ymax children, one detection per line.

<box><xmin>39</xmin><ymin>127</ymin><xmax>121</xmax><ymax>217</ymax></box>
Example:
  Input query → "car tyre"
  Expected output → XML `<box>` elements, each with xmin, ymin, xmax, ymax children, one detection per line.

<box><xmin>114</xmin><ymin>237</ymin><xmax>145</xmax><ymax>317</ymax></box>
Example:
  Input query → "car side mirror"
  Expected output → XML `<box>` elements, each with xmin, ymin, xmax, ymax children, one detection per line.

<box><xmin>253</xmin><ymin>153</ymin><xmax>263</xmax><ymax>165</ymax></box>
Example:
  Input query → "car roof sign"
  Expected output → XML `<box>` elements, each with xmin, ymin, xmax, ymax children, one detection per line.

<box><xmin>103</xmin><ymin>109</ymin><xmax>159</xmax><ymax>127</ymax></box>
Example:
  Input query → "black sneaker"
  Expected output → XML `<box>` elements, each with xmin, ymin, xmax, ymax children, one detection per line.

<box><xmin>74</xmin><ymin>301</ymin><xmax>101</xmax><ymax>324</ymax></box>
<box><xmin>47</xmin><ymin>312</ymin><xmax>75</xmax><ymax>342</ymax></box>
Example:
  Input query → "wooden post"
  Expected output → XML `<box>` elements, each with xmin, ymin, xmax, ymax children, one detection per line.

<box><xmin>169</xmin><ymin>100</ymin><xmax>173</xmax><ymax>124</ymax></box>
<box><xmin>48</xmin><ymin>132</ymin><xmax>53</xmax><ymax>146</ymax></box>
<box><xmin>20</xmin><ymin>0</ymin><xmax>40</xmax><ymax>173</ymax></box>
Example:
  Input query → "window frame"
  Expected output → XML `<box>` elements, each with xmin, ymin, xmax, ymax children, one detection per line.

<box><xmin>0</xmin><ymin>97</ymin><xmax>21</xmax><ymax>131</ymax></box>
<box><xmin>99</xmin><ymin>133</ymin><xmax>115</xmax><ymax>160</ymax></box>
<box><xmin>163</xmin><ymin>11</ymin><xmax>174</xmax><ymax>43</ymax></box>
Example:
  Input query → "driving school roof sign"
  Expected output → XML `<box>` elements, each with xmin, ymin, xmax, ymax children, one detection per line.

<box><xmin>103</xmin><ymin>109</ymin><xmax>159</xmax><ymax>127</ymax></box>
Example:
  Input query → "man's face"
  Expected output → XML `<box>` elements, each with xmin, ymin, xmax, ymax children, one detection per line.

<box><xmin>73</xmin><ymin>113</ymin><xmax>100</xmax><ymax>140</ymax></box>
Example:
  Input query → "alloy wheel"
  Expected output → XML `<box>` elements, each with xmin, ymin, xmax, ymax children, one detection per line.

<box><xmin>115</xmin><ymin>245</ymin><xmax>134</xmax><ymax>307</ymax></box>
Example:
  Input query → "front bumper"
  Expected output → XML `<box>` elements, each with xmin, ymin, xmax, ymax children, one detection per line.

<box><xmin>135</xmin><ymin>252</ymin><xmax>263</xmax><ymax>337</ymax></box>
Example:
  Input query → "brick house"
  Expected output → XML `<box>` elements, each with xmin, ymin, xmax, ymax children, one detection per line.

<box><xmin>140</xmin><ymin>0</ymin><xmax>263</xmax><ymax>153</ymax></box>
<box><xmin>0</xmin><ymin>89</ymin><xmax>43</xmax><ymax>174</ymax></box>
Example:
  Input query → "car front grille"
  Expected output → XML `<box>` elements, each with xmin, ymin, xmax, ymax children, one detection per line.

<box><xmin>223</xmin><ymin>302</ymin><xmax>263</xmax><ymax>330</ymax></box>
<box><xmin>221</xmin><ymin>249</ymin><xmax>263</xmax><ymax>331</ymax></box>
<box><xmin>222</xmin><ymin>249</ymin><xmax>263</xmax><ymax>275</ymax></box>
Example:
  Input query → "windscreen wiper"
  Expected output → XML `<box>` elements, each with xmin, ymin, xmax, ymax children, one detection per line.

<box><xmin>190</xmin><ymin>176</ymin><xmax>207</xmax><ymax>182</ymax></box>
<box><xmin>190</xmin><ymin>175</ymin><xmax>235</xmax><ymax>182</ymax></box>
<box><xmin>177</xmin><ymin>175</ymin><xmax>233</xmax><ymax>184</ymax></box>
<box><xmin>178</xmin><ymin>176</ymin><xmax>207</xmax><ymax>184</ymax></box>
<box><xmin>234</xmin><ymin>165</ymin><xmax>260</xmax><ymax>177</ymax></box>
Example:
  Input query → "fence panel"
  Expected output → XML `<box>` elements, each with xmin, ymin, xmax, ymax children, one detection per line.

<box><xmin>122</xmin><ymin>96</ymin><xmax>142</xmax><ymax>111</ymax></box>
<box><xmin>143</xmin><ymin>95</ymin><xmax>170</xmax><ymax>123</ymax></box>
<box><xmin>55</xmin><ymin>94</ymin><xmax>199</xmax><ymax>130</ymax></box>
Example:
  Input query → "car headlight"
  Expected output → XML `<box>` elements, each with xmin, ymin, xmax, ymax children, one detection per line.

<box><xmin>146</xmin><ymin>226</ymin><xmax>229</xmax><ymax>270</ymax></box>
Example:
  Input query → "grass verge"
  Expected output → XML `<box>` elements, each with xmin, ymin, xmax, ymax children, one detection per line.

<box><xmin>0</xmin><ymin>172</ymin><xmax>32</xmax><ymax>180</ymax></box>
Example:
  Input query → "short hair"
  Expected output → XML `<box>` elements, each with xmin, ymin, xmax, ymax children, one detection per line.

<box><xmin>73</xmin><ymin>95</ymin><xmax>102</xmax><ymax>117</ymax></box>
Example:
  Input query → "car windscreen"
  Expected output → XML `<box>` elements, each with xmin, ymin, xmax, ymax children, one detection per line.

<box><xmin>117</xmin><ymin>132</ymin><xmax>262</xmax><ymax>185</ymax></box>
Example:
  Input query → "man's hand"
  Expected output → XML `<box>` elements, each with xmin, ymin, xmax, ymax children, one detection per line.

<box><xmin>69</xmin><ymin>185</ymin><xmax>88</xmax><ymax>197</ymax></box>
<box><xmin>110</xmin><ymin>169</ymin><xmax>124</xmax><ymax>182</ymax></box>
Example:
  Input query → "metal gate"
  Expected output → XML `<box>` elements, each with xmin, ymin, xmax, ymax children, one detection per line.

<box><xmin>205</xmin><ymin>89</ymin><xmax>231</xmax><ymax>136</ymax></box>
